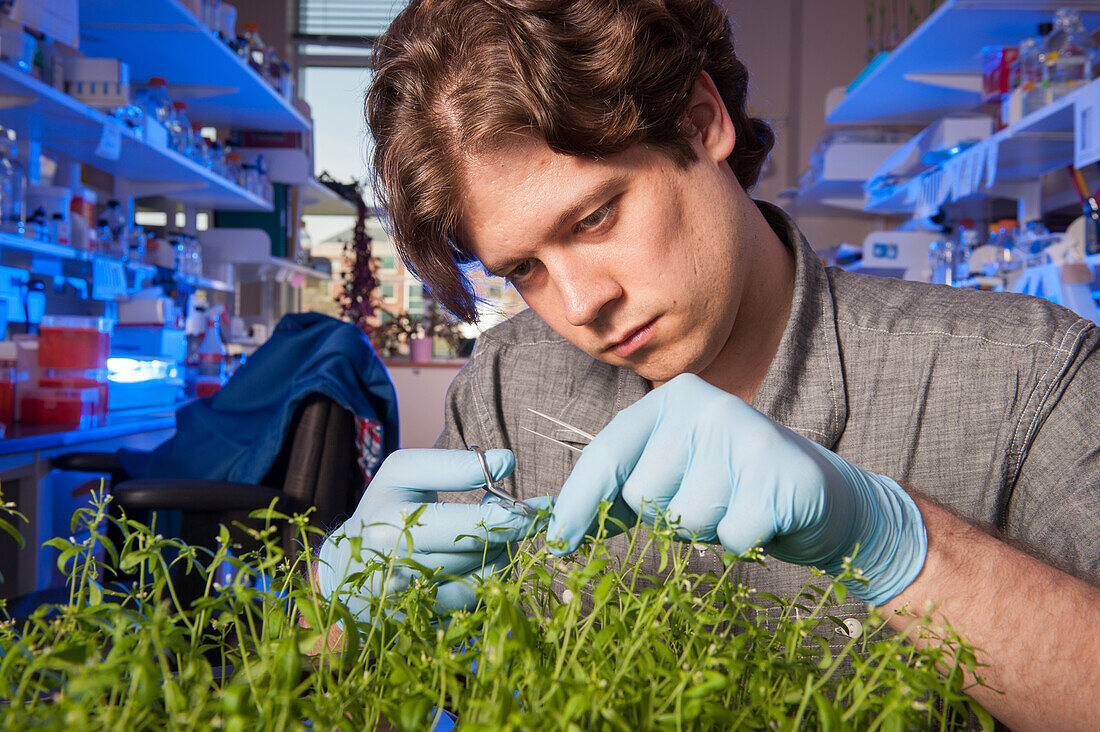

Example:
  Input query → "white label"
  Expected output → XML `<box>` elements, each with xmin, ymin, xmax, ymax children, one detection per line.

<box><xmin>94</xmin><ymin>121</ymin><xmax>122</xmax><ymax>161</ymax></box>
<box><xmin>1074</xmin><ymin>84</ymin><xmax>1100</xmax><ymax>168</ymax></box>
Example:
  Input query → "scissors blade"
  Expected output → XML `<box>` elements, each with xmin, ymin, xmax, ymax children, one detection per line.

<box><xmin>527</xmin><ymin>408</ymin><xmax>596</xmax><ymax>442</ymax></box>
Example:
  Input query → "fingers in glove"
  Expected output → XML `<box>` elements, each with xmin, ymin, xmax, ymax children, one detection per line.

<box><xmin>547</xmin><ymin>396</ymin><xmax>663</xmax><ymax>555</ymax></box>
<box><xmin>373</xmin><ymin>448</ymin><xmax>515</xmax><ymax>494</ymax></box>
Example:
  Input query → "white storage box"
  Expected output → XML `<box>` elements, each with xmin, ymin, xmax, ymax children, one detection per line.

<box><xmin>118</xmin><ymin>297</ymin><xmax>180</xmax><ymax>327</ymax></box>
<box><xmin>64</xmin><ymin>57</ymin><xmax>130</xmax><ymax>111</ymax></box>
<box><xmin>112</xmin><ymin>326</ymin><xmax>187</xmax><ymax>362</ymax></box>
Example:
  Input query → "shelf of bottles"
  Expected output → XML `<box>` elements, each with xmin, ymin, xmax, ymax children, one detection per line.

<box><xmin>78</xmin><ymin>0</ymin><xmax>309</xmax><ymax>134</ymax></box>
<box><xmin>859</xmin><ymin>6</ymin><xmax>1100</xmax><ymax>220</ymax></box>
<box><xmin>0</xmin><ymin>60</ymin><xmax>271</xmax><ymax>212</ymax></box>
<box><xmin>827</xmin><ymin>0</ymin><xmax>1100</xmax><ymax>126</ymax></box>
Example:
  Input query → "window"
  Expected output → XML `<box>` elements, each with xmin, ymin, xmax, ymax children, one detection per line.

<box><xmin>406</xmin><ymin>283</ymin><xmax>424</xmax><ymax>315</ymax></box>
<box><xmin>380</xmin><ymin>282</ymin><xmax>396</xmax><ymax>302</ymax></box>
<box><xmin>378</xmin><ymin>255</ymin><xmax>396</xmax><ymax>272</ymax></box>
<box><xmin>297</xmin><ymin>0</ymin><xmax>409</xmax><ymax>42</ymax></box>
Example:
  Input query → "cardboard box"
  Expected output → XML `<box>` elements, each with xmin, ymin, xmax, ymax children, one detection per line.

<box><xmin>64</xmin><ymin>57</ymin><xmax>131</xmax><ymax>111</ymax></box>
<box><xmin>10</xmin><ymin>0</ymin><xmax>79</xmax><ymax>50</ymax></box>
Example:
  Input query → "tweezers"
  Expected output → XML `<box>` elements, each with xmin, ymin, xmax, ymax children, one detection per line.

<box><xmin>521</xmin><ymin>408</ymin><xmax>595</xmax><ymax>452</ymax></box>
<box><xmin>469</xmin><ymin>445</ymin><xmax>539</xmax><ymax>517</ymax></box>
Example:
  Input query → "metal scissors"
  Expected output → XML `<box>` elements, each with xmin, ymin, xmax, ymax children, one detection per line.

<box><xmin>469</xmin><ymin>444</ymin><xmax>540</xmax><ymax>517</ymax></box>
<box><xmin>469</xmin><ymin>409</ymin><xmax>596</xmax><ymax>517</ymax></box>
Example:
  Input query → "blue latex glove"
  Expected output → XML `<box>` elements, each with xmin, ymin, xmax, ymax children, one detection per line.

<box><xmin>547</xmin><ymin>374</ymin><xmax>927</xmax><ymax>605</ymax></box>
<box><xmin>317</xmin><ymin>448</ymin><xmax>546</xmax><ymax>621</ymax></box>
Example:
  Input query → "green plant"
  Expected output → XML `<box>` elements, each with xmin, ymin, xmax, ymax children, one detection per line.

<box><xmin>0</xmin><ymin>490</ymin><xmax>992</xmax><ymax>730</ymax></box>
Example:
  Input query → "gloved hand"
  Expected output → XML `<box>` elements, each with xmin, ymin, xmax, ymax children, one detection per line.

<box><xmin>547</xmin><ymin>374</ymin><xmax>926</xmax><ymax>605</ymax></box>
<box><xmin>316</xmin><ymin>448</ymin><xmax>546</xmax><ymax>621</ymax></box>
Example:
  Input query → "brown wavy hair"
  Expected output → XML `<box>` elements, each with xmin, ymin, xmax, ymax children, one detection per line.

<box><xmin>366</xmin><ymin>0</ymin><xmax>775</xmax><ymax>322</ymax></box>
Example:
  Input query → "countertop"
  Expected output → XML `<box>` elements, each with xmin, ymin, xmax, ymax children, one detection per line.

<box><xmin>0</xmin><ymin>405</ymin><xmax>179</xmax><ymax>456</ymax></box>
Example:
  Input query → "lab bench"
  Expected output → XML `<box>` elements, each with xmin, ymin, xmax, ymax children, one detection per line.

<box><xmin>0</xmin><ymin>405</ymin><xmax>178</xmax><ymax>601</ymax></box>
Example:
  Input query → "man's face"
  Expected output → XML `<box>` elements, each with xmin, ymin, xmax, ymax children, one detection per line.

<box><xmin>459</xmin><ymin>133</ymin><xmax>754</xmax><ymax>385</ymax></box>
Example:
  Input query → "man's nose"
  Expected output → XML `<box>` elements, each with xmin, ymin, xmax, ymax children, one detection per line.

<box><xmin>555</xmin><ymin>263</ymin><xmax>622</xmax><ymax>327</ymax></box>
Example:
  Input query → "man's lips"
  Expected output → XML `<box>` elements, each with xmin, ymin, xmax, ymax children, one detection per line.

<box><xmin>605</xmin><ymin>317</ymin><xmax>658</xmax><ymax>358</ymax></box>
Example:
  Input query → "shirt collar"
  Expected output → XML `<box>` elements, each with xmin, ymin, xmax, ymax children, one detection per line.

<box><xmin>749</xmin><ymin>200</ymin><xmax>847</xmax><ymax>448</ymax></box>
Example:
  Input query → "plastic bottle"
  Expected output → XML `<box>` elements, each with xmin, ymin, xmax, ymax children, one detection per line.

<box><xmin>197</xmin><ymin>308</ymin><xmax>227</xmax><ymax>378</ymax></box>
<box><xmin>1041</xmin><ymin>9</ymin><xmax>1096</xmax><ymax>101</ymax></box>
<box><xmin>169</xmin><ymin>101</ymin><xmax>195</xmax><ymax>157</ymax></box>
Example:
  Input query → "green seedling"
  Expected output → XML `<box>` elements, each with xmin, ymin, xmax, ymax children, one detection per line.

<box><xmin>0</xmin><ymin>488</ymin><xmax>992</xmax><ymax>730</ymax></box>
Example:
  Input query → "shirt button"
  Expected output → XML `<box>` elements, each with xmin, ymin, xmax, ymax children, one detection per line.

<box><xmin>843</xmin><ymin>617</ymin><xmax>863</xmax><ymax>638</ymax></box>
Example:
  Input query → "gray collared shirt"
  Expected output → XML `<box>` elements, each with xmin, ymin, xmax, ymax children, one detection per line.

<box><xmin>435</xmin><ymin>201</ymin><xmax>1100</xmax><ymax>617</ymax></box>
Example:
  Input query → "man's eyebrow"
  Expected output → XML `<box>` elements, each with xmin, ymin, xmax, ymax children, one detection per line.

<box><xmin>548</xmin><ymin>175</ymin><xmax>627</xmax><ymax>236</ymax></box>
<box><xmin>481</xmin><ymin>175</ymin><xmax>628</xmax><ymax>277</ymax></box>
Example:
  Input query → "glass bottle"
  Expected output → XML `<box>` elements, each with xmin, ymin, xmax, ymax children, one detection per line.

<box><xmin>242</xmin><ymin>23</ymin><xmax>265</xmax><ymax>73</ymax></box>
<box><xmin>225</xmin><ymin>152</ymin><xmax>244</xmax><ymax>186</ymax></box>
<box><xmin>263</xmin><ymin>45</ymin><xmax>281</xmax><ymax>88</ymax></box>
<box><xmin>1016</xmin><ymin>30</ymin><xmax>1046</xmax><ymax>116</ymax></box>
<box><xmin>133</xmin><ymin>77</ymin><xmax>174</xmax><ymax>126</ymax></box>
<box><xmin>28</xmin><ymin>206</ymin><xmax>47</xmax><ymax>242</ymax></box>
<box><xmin>104</xmin><ymin>199</ymin><xmax>127</xmax><ymax>248</ymax></box>
<box><xmin>0</xmin><ymin>132</ymin><xmax>25</xmax><ymax>236</ymax></box>
<box><xmin>1041</xmin><ymin>9</ymin><xmax>1096</xmax><ymax>101</ymax></box>
<box><xmin>169</xmin><ymin>101</ymin><xmax>195</xmax><ymax>157</ymax></box>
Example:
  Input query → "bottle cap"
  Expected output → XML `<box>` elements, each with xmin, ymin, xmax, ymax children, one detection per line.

<box><xmin>243</xmin><ymin>21</ymin><xmax>260</xmax><ymax>32</ymax></box>
<box><xmin>1039</xmin><ymin>22</ymin><xmax>1053</xmax><ymax>36</ymax></box>
<box><xmin>173</xmin><ymin>101</ymin><xmax>187</xmax><ymax>111</ymax></box>
<box><xmin>147</xmin><ymin>76</ymin><xmax>168</xmax><ymax>88</ymax></box>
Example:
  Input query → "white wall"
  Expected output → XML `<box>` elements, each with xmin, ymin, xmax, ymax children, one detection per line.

<box><xmin>385</xmin><ymin>361</ymin><xmax>466</xmax><ymax>448</ymax></box>
<box><xmin>722</xmin><ymin>0</ymin><xmax>901</xmax><ymax>250</ymax></box>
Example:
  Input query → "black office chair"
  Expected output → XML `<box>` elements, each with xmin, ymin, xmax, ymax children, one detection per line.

<box><xmin>50</xmin><ymin>393</ymin><xmax>364</xmax><ymax>602</ymax></box>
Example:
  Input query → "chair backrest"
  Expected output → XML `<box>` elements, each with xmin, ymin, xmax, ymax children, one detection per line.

<box><xmin>261</xmin><ymin>393</ymin><xmax>360</xmax><ymax>558</ymax></box>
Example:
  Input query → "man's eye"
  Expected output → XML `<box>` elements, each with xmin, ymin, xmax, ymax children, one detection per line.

<box><xmin>505</xmin><ymin>260</ymin><xmax>535</xmax><ymax>284</ymax></box>
<box><xmin>577</xmin><ymin>202</ymin><xmax>613</xmax><ymax>232</ymax></box>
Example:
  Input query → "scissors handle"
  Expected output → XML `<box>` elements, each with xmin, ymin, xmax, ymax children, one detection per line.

<box><xmin>468</xmin><ymin>445</ymin><xmax>539</xmax><ymax>517</ymax></box>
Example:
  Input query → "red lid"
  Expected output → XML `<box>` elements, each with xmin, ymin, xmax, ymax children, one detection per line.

<box><xmin>148</xmin><ymin>76</ymin><xmax>168</xmax><ymax>88</ymax></box>
<box><xmin>173</xmin><ymin>100</ymin><xmax>187</xmax><ymax>110</ymax></box>
<box><xmin>243</xmin><ymin>21</ymin><xmax>260</xmax><ymax>32</ymax></box>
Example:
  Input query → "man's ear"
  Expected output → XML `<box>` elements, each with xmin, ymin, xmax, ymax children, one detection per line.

<box><xmin>686</xmin><ymin>71</ymin><xmax>736</xmax><ymax>163</ymax></box>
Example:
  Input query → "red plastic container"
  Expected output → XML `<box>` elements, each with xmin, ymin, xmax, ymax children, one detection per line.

<box><xmin>38</xmin><ymin>316</ymin><xmax>112</xmax><ymax>370</ymax></box>
<box><xmin>39</xmin><ymin>369</ymin><xmax>108</xmax><ymax>426</ymax></box>
<box><xmin>0</xmin><ymin>341</ymin><xmax>16</xmax><ymax>426</ymax></box>
<box><xmin>19</xmin><ymin>386</ymin><xmax>99</xmax><ymax>427</ymax></box>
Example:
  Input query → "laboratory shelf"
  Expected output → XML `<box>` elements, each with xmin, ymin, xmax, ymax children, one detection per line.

<box><xmin>302</xmin><ymin>177</ymin><xmax>357</xmax><ymax>216</ymax></box>
<box><xmin>0</xmin><ymin>231</ymin><xmax>80</xmax><ymax>259</ymax></box>
<box><xmin>863</xmin><ymin>77</ymin><xmax>1093</xmax><ymax>216</ymax></box>
<box><xmin>79</xmin><ymin>0</ymin><xmax>311</xmax><ymax>133</ymax></box>
<box><xmin>827</xmin><ymin>0</ymin><xmax>1100</xmax><ymax>126</ymax></box>
<box><xmin>0</xmin><ymin>233</ymin><xmax>234</xmax><ymax>293</ymax></box>
<box><xmin>179</xmin><ymin>272</ymin><xmax>236</xmax><ymax>293</ymax></box>
<box><xmin>0</xmin><ymin>61</ymin><xmax>272</xmax><ymax>212</ymax></box>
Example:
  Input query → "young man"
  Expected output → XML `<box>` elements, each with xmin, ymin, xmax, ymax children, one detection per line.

<box><xmin>316</xmin><ymin>1</ymin><xmax>1100</xmax><ymax>727</ymax></box>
